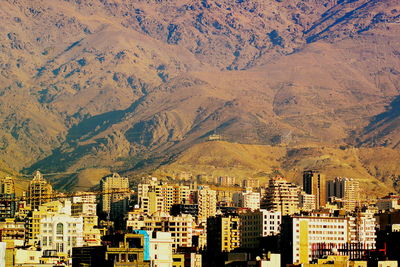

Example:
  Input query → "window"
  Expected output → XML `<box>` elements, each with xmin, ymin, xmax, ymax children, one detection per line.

<box><xmin>56</xmin><ymin>223</ymin><xmax>64</xmax><ymax>235</ymax></box>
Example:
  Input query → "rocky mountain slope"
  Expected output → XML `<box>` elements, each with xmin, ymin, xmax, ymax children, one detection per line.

<box><xmin>155</xmin><ymin>141</ymin><xmax>400</xmax><ymax>197</ymax></box>
<box><xmin>0</xmin><ymin>0</ymin><xmax>399</xmax><ymax>189</ymax></box>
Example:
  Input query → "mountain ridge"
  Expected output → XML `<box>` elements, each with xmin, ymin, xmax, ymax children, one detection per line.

<box><xmin>0</xmin><ymin>0</ymin><xmax>399</xmax><ymax>190</ymax></box>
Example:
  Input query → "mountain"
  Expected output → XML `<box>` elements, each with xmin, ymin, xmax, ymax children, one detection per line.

<box><xmin>154</xmin><ymin>141</ymin><xmax>400</xmax><ymax>197</ymax></box>
<box><xmin>0</xmin><ymin>0</ymin><xmax>399</xmax><ymax>189</ymax></box>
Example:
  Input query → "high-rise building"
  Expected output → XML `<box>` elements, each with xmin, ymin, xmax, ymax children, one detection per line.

<box><xmin>100</xmin><ymin>173</ymin><xmax>130</xmax><ymax>221</ymax></box>
<box><xmin>207</xmin><ymin>215</ymin><xmax>241</xmax><ymax>253</ymax></box>
<box><xmin>27</xmin><ymin>171</ymin><xmax>53</xmax><ymax>211</ymax></box>
<box><xmin>347</xmin><ymin>209</ymin><xmax>376</xmax><ymax>248</ymax></box>
<box><xmin>261</xmin><ymin>177</ymin><xmax>300</xmax><ymax>216</ymax></box>
<box><xmin>327</xmin><ymin>177</ymin><xmax>360</xmax><ymax>211</ymax></box>
<box><xmin>71</xmin><ymin>194</ymin><xmax>101</xmax><ymax>246</ymax></box>
<box><xmin>0</xmin><ymin>176</ymin><xmax>16</xmax><ymax>219</ymax></box>
<box><xmin>303</xmin><ymin>170</ymin><xmax>327</xmax><ymax>209</ymax></box>
<box><xmin>194</xmin><ymin>186</ymin><xmax>217</xmax><ymax>223</ymax></box>
<box><xmin>140</xmin><ymin>191</ymin><xmax>164</xmax><ymax>214</ymax></box>
<box><xmin>240</xmin><ymin>209</ymin><xmax>281</xmax><ymax>249</ymax></box>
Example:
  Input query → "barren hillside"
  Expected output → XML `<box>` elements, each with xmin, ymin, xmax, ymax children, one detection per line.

<box><xmin>0</xmin><ymin>0</ymin><xmax>399</xmax><ymax>190</ymax></box>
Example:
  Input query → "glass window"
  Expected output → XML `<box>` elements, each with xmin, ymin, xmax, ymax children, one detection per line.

<box><xmin>56</xmin><ymin>223</ymin><xmax>64</xmax><ymax>235</ymax></box>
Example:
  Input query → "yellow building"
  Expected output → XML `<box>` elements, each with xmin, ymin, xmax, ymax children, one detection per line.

<box><xmin>207</xmin><ymin>215</ymin><xmax>241</xmax><ymax>253</ymax></box>
<box><xmin>27</xmin><ymin>171</ymin><xmax>53</xmax><ymax>211</ymax></box>
<box><xmin>26</xmin><ymin>201</ymin><xmax>61</xmax><ymax>244</ymax></box>
<box><xmin>172</xmin><ymin>254</ymin><xmax>185</xmax><ymax>267</ymax></box>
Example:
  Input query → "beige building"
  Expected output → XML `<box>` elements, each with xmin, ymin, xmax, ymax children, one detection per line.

<box><xmin>138</xmin><ymin>178</ymin><xmax>190</xmax><ymax>214</ymax></box>
<box><xmin>261</xmin><ymin>177</ymin><xmax>300</xmax><ymax>215</ymax></box>
<box><xmin>0</xmin><ymin>176</ymin><xmax>16</xmax><ymax>219</ymax></box>
<box><xmin>27</xmin><ymin>171</ymin><xmax>53</xmax><ymax>211</ymax></box>
<box><xmin>100</xmin><ymin>173</ymin><xmax>130</xmax><ymax>220</ymax></box>
<box><xmin>233</xmin><ymin>188</ymin><xmax>260</xmax><ymax>210</ymax></box>
<box><xmin>240</xmin><ymin>209</ymin><xmax>281</xmax><ymax>249</ymax></box>
<box><xmin>242</xmin><ymin>178</ymin><xmax>260</xmax><ymax>189</ymax></box>
<box><xmin>299</xmin><ymin>191</ymin><xmax>316</xmax><ymax>211</ymax></box>
<box><xmin>149</xmin><ymin>231</ymin><xmax>173</xmax><ymax>267</ymax></box>
<box><xmin>327</xmin><ymin>177</ymin><xmax>360</xmax><ymax>211</ymax></box>
<box><xmin>376</xmin><ymin>194</ymin><xmax>400</xmax><ymax>211</ymax></box>
<box><xmin>71</xmin><ymin>195</ymin><xmax>101</xmax><ymax>246</ymax></box>
<box><xmin>126</xmin><ymin>211</ymin><xmax>194</xmax><ymax>251</ymax></box>
<box><xmin>303</xmin><ymin>170</ymin><xmax>327</xmax><ymax>209</ymax></box>
<box><xmin>194</xmin><ymin>186</ymin><xmax>217</xmax><ymax>223</ymax></box>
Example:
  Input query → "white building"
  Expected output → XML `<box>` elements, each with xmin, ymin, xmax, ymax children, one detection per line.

<box><xmin>347</xmin><ymin>210</ymin><xmax>376</xmax><ymax>249</ymax></box>
<box><xmin>39</xmin><ymin>213</ymin><xmax>84</xmax><ymax>256</ymax></box>
<box><xmin>149</xmin><ymin>231</ymin><xmax>173</xmax><ymax>267</ymax></box>
<box><xmin>243</xmin><ymin>190</ymin><xmax>261</xmax><ymax>210</ymax></box>
<box><xmin>283</xmin><ymin>212</ymin><xmax>349</xmax><ymax>264</ymax></box>
<box><xmin>240</xmin><ymin>210</ymin><xmax>281</xmax><ymax>249</ymax></box>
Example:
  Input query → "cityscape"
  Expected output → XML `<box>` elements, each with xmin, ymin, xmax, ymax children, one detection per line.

<box><xmin>0</xmin><ymin>169</ymin><xmax>399</xmax><ymax>266</ymax></box>
<box><xmin>1</xmin><ymin>0</ymin><xmax>400</xmax><ymax>266</ymax></box>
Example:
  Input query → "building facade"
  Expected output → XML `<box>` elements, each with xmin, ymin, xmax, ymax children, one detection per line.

<box><xmin>27</xmin><ymin>171</ymin><xmax>53</xmax><ymax>211</ymax></box>
<box><xmin>240</xmin><ymin>209</ymin><xmax>281</xmax><ymax>249</ymax></box>
<box><xmin>261</xmin><ymin>177</ymin><xmax>300</xmax><ymax>216</ymax></box>
<box><xmin>303</xmin><ymin>170</ymin><xmax>327</xmax><ymax>209</ymax></box>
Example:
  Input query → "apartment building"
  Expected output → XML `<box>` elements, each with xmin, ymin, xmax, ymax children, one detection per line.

<box><xmin>327</xmin><ymin>177</ymin><xmax>360</xmax><ymax>211</ymax></box>
<box><xmin>193</xmin><ymin>186</ymin><xmax>217</xmax><ymax>223</ymax></box>
<box><xmin>282</xmin><ymin>212</ymin><xmax>349</xmax><ymax>265</ymax></box>
<box><xmin>240</xmin><ymin>209</ymin><xmax>281</xmax><ymax>249</ymax></box>
<box><xmin>299</xmin><ymin>191</ymin><xmax>316</xmax><ymax>212</ymax></box>
<box><xmin>303</xmin><ymin>170</ymin><xmax>327</xmax><ymax>209</ymax></box>
<box><xmin>137</xmin><ymin>179</ymin><xmax>190</xmax><ymax>214</ymax></box>
<box><xmin>261</xmin><ymin>177</ymin><xmax>300</xmax><ymax>215</ymax></box>
<box><xmin>126</xmin><ymin>211</ymin><xmax>193</xmax><ymax>251</ymax></box>
<box><xmin>282</xmin><ymin>211</ymin><xmax>377</xmax><ymax>265</ymax></box>
<box><xmin>27</xmin><ymin>171</ymin><xmax>53</xmax><ymax>211</ymax></box>
<box><xmin>0</xmin><ymin>176</ymin><xmax>16</xmax><ymax>219</ymax></box>
<box><xmin>207</xmin><ymin>215</ymin><xmax>241</xmax><ymax>253</ymax></box>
